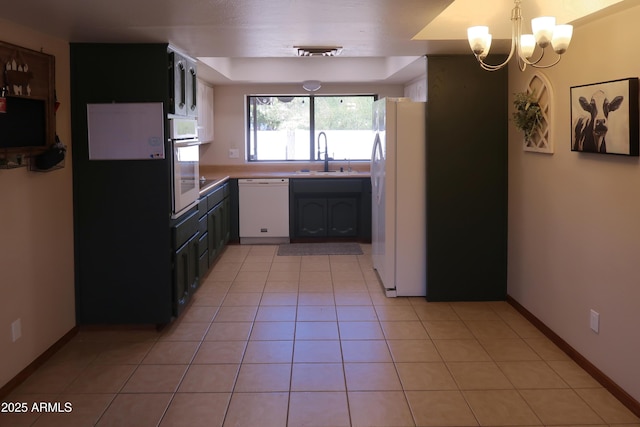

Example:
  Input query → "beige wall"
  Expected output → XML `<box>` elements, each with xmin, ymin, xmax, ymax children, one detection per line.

<box><xmin>507</xmin><ymin>5</ymin><xmax>640</xmax><ymax>401</ymax></box>
<box><xmin>200</xmin><ymin>83</ymin><xmax>405</xmax><ymax>166</ymax></box>
<box><xmin>0</xmin><ymin>21</ymin><xmax>75</xmax><ymax>388</ymax></box>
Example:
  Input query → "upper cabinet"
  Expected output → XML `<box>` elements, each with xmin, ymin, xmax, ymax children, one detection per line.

<box><xmin>197</xmin><ymin>79</ymin><xmax>214</xmax><ymax>143</ymax></box>
<box><xmin>168</xmin><ymin>48</ymin><xmax>197</xmax><ymax>117</ymax></box>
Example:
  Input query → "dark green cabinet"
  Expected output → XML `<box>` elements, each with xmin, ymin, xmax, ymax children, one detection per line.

<box><xmin>198</xmin><ymin>182</ymin><xmax>231</xmax><ymax>274</ymax></box>
<box><xmin>328</xmin><ymin>198</ymin><xmax>358</xmax><ymax>237</ymax></box>
<box><xmin>207</xmin><ymin>202</ymin><xmax>224</xmax><ymax>262</ymax></box>
<box><xmin>168</xmin><ymin>50</ymin><xmax>197</xmax><ymax>117</ymax></box>
<box><xmin>222</xmin><ymin>196</ymin><xmax>231</xmax><ymax>244</ymax></box>
<box><xmin>173</xmin><ymin>234</ymin><xmax>198</xmax><ymax>316</ymax></box>
<box><xmin>296</xmin><ymin>198</ymin><xmax>327</xmax><ymax>237</ymax></box>
<box><xmin>197</xmin><ymin>211</ymin><xmax>209</xmax><ymax>278</ymax></box>
<box><xmin>290</xmin><ymin>178</ymin><xmax>370</xmax><ymax>241</ymax></box>
<box><xmin>171</xmin><ymin>209</ymin><xmax>199</xmax><ymax>316</ymax></box>
<box><xmin>197</xmin><ymin>234</ymin><xmax>208</xmax><ymax>281</ymax></box>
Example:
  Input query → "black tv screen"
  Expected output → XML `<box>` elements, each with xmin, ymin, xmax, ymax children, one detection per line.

<box><xmin>0</xmin><ymin>97</ymin><xmax>47</xmax><ymax>148</ymax></box>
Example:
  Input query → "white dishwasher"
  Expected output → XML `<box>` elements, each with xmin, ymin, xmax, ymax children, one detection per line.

<box><xmin>238</xmin><ymin>178</ymin><xmax>290</xmax><ymax>244</ymax></box>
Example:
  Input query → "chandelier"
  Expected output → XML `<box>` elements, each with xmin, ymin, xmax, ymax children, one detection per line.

<box><xmin>467</xmin><ymin>0</ymin><xmax>573</xmax><ymax>71</ymax></box>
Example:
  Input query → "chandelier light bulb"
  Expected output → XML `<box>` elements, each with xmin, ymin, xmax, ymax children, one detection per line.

<box><xmin>551</xmin><ymin>24</ymin><xmax>573</xmax><ymax>54</ymax></box>
<box><xmin>467</xmin><ymin>26</ymin><xmax>490</xmax><ymax>56</ymax></box>
<box><xmin>479</xmin><ymin>34</ymin><xmax>492</xmax><ymax>59</ymax></box>
<box><xmin>531</xmin><ymin>16</ymin><xmax>556</xmax><ymax>48</ymax></box>
<box><xmin>519</xmin><ymin>34</ymin><xmax>536</xmax><ymax>59</ymax></box>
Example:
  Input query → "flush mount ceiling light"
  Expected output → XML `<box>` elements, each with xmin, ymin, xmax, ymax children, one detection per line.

<box><xmin>467</xmin><ymin>0</ymin><xmax>573</xmax><ymax>71</ymax></box>
<box><xmin>295</xmin><ymin>46</ymin><xmax>343</xmax><ymax>57</ymax></box>
<box><xmin>302</xmin><ymin>80</ymin><xmax>322</xmax><ymax>92</ymax></box>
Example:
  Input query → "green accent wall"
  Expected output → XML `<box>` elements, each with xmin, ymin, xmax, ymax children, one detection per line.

<box><xmin>425</xmin><ymin>55</ymin><xmax>508</xmax><ymax>301</ymax></box>
<box><xmin>70</xmin><ymin>43</ymin><xmax>173</xmax><ymax>324</ymax></box>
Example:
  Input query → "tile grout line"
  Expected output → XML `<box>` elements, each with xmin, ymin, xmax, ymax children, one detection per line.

<box><xmin>218</xmin><ymin>245</ymin><xmax>257</xmax><ymax>427</ymax></box>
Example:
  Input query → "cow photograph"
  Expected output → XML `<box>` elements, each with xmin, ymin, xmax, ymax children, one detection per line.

<box><xmin>570</xmin><ymin>77</ymin><xmax>639</xmax><ymax>156</ymax></box>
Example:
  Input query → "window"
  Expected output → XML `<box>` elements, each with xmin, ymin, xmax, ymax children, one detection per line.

<box><xmin>247</xmin><ymin>95</ymin><xmax>376</xmax><ymax>162</ymax></box>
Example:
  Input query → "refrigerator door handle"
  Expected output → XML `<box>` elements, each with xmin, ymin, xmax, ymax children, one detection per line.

<box><xmin>371</xmin><ymin>133</ymin><xmax>384</xmax><ymax>204</ymax></box>
<box><xmin>371</xmin><ymin>132</ymin><xmax>380</xmax><ymax>163</ymax></box>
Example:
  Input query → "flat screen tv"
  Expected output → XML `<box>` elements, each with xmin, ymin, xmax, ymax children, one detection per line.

<box><xmin>0</xmin><ymin>97</ymin><xmax>47</xmax><ymax>149</ymax></box>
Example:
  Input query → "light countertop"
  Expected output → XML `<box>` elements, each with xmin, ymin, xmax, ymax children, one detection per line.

<box><xmin>199</xmin><ymin>163</ymin><xmax>371</xmax><ymax>195</ymax></box>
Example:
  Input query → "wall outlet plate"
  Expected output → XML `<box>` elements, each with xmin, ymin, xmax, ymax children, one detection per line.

<box><xmin>228</xmin><ymin>148</ymin><xmax>239</xmax><ymax>159</ymax></box>
<box><xmin>590</xmin><ymin>309</ymin><xmax>600</xmax><ymax>333</ymax></box>
<box><xmin>11</xmin><ymin>318</ymin><xmax>22</xmax><ymax>342</ymax></box>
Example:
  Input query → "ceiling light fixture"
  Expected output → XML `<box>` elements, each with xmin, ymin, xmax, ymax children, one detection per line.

<box><xmin>302</xmin><ymin>80</ymin><xmax>322</xmax><ymax>92</ymax></box>
<box><xmin>295</xmin><ymin>46</ymin><xmax>343</xmax><ymax>57</ymax></box>
<box><xmin>467</xmin><ymin>0</ymin><xmax>573</xmax><ymax>71</ymax></box>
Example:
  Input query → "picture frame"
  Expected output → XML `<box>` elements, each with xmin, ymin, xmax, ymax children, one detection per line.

<box><xmin>570</xmin><ymin>77</ymin><xmax>639</xmax><ymax>156</ymax></box>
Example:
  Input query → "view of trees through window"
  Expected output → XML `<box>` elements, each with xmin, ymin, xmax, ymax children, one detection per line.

<box><xmin>247</xmin><ymin>95</ymin><xmax>376</xmax><ymax>161</ymax></box>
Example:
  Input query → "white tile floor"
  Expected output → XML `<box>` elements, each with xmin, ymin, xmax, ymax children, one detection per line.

<box><xmin>1</xmin><ymin>244</ymin><xmax>639</xmax><ymax>426</ymax></box>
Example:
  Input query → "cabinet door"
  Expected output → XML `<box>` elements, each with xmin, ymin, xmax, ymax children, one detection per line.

<box><xmin>207</xmin><ymin>206</ymin><xmax>218</xmax><ymax>264</ymax></box>
<box><xmin>188</xmin><ymin>235</ymin><xmax>199</xmax><ymax>292</ymax></box>
<box><xmin>198</xmin><ymin>249</ymin><xmax>209</xmax><ymax>283</ymax></box>
<box><xmin>214</xmin><ymin>203</ymin><xmax>224</xmax><ymax>253</ymax></box>
<box><xmin>169</xmin><ymin>51</ymin><xmax>188</xmax><ymax>116</ymax></box>
<box><xmin>186</xmin><ymin>59</ymin><xmax>198</xmax><ymax>117</ymax></box>
<box><xmin>296</xmin><ymin>198</ymin><xmax>327</xmax><ymax>237</ymax></box>
<box><xmin>174</xmin><ymin>234</ymin><xmax>197</xmax><ymax>316</ymax></box>
<box><xmin>222</xmin><ymin>196</ymin><xmax>231</xmax><ymax>244</ymax></box>
<box><xmin>328</xmin><ymin>198</ymin><xmax>358</xmax><ymax>237</ymax></box>
<box><xmin>207</xmin><ymin>202</ymin><xmax>224</xmax><ymax>264</ymax></box>
<box><xmin>197</xmin><ymin>79</ymin><xmax>214</xmax><ymax>143</ymax></box>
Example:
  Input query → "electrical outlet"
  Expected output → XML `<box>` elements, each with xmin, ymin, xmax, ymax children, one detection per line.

<box><xmin>590</xmin><ymin>309</ymin><xmax>599</xmax><ymax>333</ymax></box>
<box><xmin>228</xmin><ymin>148</ymin><xmax>239</xmax><ymax>159</ymax></box>
<box><xmin>11</xmin><ymin>318</ymin><xmax>22</xmax><ymax>342</ymax></box>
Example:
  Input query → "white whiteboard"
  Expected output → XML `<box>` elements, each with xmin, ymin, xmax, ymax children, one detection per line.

<box><xmin>87</xmin><ymin>102</ymin><xmax>165</xmax><ymax>160</ymax></box>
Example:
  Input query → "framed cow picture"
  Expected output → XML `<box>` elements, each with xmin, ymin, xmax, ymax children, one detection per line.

<box><xmin>570</xmin><ymin>77</ymin><xmax>639</xmax><ymax>156</ymax></box>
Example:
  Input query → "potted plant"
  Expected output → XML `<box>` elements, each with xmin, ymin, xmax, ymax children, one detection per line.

<box><xmin>512</xmin><ymin>91</ymin><xmax>543</xmax><ymax>143</ymax></box>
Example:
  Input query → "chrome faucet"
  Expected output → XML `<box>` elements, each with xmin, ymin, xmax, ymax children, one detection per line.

<box><xmin>317</xmin><ymin>131</ymin><xmax>331</xmax><ymax>172</ymax></box>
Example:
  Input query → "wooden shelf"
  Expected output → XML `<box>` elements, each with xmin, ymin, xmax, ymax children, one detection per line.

<box><xmin>0</xmin><ymin>40</ymin><xmax>56</xmax><ymax>162</ymax></box>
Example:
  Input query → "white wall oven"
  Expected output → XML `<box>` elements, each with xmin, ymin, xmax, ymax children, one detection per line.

<box><xmin>170</xmin><ymin>118</ymin><xmax>200</xmax><ymax>217</ymax></box>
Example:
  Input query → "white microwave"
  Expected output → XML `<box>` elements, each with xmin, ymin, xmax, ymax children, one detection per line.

<box><xmin>169</xmin><ymin>117</ymin><xmax>198</xmax><ymax>141</ymax></box>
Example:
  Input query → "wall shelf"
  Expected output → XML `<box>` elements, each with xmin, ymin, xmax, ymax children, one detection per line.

<box><xmin>0</xmin><ymin>146</ymin><xmax>65</xmax><ymax>171</ymax></box>
<box><xmin>0</xmin><ymin>146</ymin><xmax>35</xmax><ymax>169</ymax></box>
<box><xmin>0</xmin><ymin>40</ymin><xmax>56</xmax><ymax>164</ymax></box>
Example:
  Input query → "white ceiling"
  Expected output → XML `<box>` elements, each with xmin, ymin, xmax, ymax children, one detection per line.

<box><xmin>2</xmin><ymin>0</ymin><xmax>631</xmax><ymax>85</ymax></box>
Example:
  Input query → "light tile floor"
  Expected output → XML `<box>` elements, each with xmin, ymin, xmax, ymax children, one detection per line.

<box><xmin>2</xmin><ymin>244</ymin><xmax>639</xmax><ymax>427</ymax></box>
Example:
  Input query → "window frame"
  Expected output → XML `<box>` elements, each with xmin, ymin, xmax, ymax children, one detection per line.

<box><xmin>246</xmin><ymin>94</ymin><xmax>378</xmax><ymax>162</ymax></box>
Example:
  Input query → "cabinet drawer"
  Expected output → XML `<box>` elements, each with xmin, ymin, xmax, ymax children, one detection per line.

<box><xmin>198</xmin><ymin>215</ymin><xmax>208</xmax><ymax>234</ymax></box>
<box><xmin>198</xmin><ymin>232</ymin><xmax>208</xmax><ymax>256</ymax></box>
<box><xmin>197</xmin><ymin>197</ymin><xmax>208</xmax><ymax>218</ymax></box>
<box><xmin>207</xmin><ymin>186</ymin><xmax>225</xmax><ymax>210</ymax></box>
<box><xmin>173</xmin><ymin>210</ymin><xmax>199</xmax><ymax>249</ymax></box>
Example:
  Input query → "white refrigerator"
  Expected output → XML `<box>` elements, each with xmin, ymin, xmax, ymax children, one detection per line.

<box><xmin>371</xmin><ymin>98</ymin><xmax>426</xmax><ymax>297</ymax></box>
